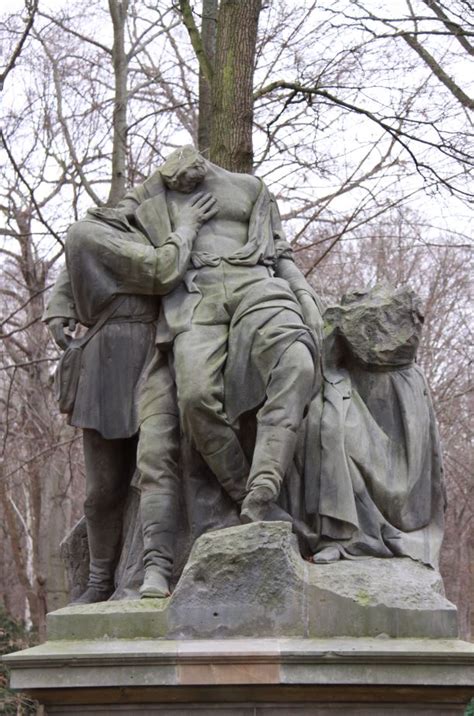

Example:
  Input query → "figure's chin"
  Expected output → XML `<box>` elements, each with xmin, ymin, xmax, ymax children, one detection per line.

<box><xmin>176</xmin><ymin>178</ymin><xmax>205</xmax><ymax>193</ymax></box>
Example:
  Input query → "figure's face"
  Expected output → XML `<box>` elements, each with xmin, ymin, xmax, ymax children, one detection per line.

<box><xmin>163</xmin><ymin>156</ymin><xmax>207</xmax><ymax>193</ymax></box>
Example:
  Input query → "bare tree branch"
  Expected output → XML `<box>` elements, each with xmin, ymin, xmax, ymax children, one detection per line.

<box><xmin>0</xmin><ymin>0</ymin><xmax>38</xmax><ymax>91</ymax></box>
<box><xmin>177</xmin><ymin>0</ymin><xmax>214</xmax><ymax>84</ymax></box>
<box><xmin>37</xmin><ymin>9</ymin><xmax>112</xmax><ymax>55</ymax></box>
<box><xmin>0</xmin><ymin>131</ymin><xmax>64</xmax><ymax>248</ymax></box>
<box><xmin>1</xmin><ymin>437</ymin><xmax>81</xmax><ymax>482</ymax></box>
<box><xmin>422</xmin><ymin>0</ymin><xmax>474</xmax><ymax>55</ymax></box>
<box><xmin>401</xmin><ymin>32</ymin><xmax>474</xmax><ymax>109</ymax></box>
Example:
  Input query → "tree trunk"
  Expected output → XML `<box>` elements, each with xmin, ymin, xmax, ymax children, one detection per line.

<box><xmin>198</xmin><ymin>0</ymin><xmax>218</xmax><ymax>155</ymax></box>
<box><xmin>210</xmin><ymin>0</ymin><xmax>262</xmax><ymax>173</ymax></box>
<box><xmin>107</xmin><ymin>0</ymin><xmax>129</xmax><ymax>206</ymax></box>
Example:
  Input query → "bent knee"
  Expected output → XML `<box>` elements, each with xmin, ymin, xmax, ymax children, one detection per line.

<box><xmin>177</xmin><ymin>382</ymin><xmax>223</xmax><ymax>422</ymax></box>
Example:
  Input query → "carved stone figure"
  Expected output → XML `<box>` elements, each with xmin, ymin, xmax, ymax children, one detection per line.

<box><xmin>303</xmin><ymin>284</ymin><xmax>446</xmax><ymax>566</ymax></box>
<box><xmin>134</xmin><ymin>146</ymin><xmax>324</xmax><ymax>595</ymax></box>
<box><xmin>145</xmin><ymin>147</ymin><xmax>321</xmax><ymax>506</ymax></box>
<box><xmin>45</xmin><ymin>177</ymin><xmax>218</xmax><ymax>602</ymax></box>
<box><xmin>48</xmin><ymin>147</ymin><xmax>446</xmax><ymax>608</ymax></box>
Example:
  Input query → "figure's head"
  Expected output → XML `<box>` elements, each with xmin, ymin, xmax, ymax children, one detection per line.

<box><xmin>160</xmin><ymin>145</ymin><xmax>207</xmax><ymax>193</ymax></box>
<box><xmin>114</xmin><ymin>197</ymin><xmax>139</xmax><ymax>216</ymax></box>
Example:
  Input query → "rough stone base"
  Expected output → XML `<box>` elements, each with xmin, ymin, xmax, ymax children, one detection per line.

<box><xmin>4</xmin><ymin>523</ymin><xmax>469</xmax><ymax>714</ymax></box>
<box><xmin>4</xmin><ymin>637</ymin><xmax>474</xmax><ymax>715</ymax></box>
<box><xmin>47</xmin><ymin>522</ymin><xmax>457</xmax><ymax>641</ymax></box>
<box><xmin>168</xmin><ymin>521</ymin><xmax>457</xmax><ymax>639</ymax></box>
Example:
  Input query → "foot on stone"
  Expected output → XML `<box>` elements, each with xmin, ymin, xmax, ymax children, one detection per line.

<box><xmin>71</xmin><ymin>585</ymin><xmax>114</xmax><ymax>605</ymax></box>
<box><xmin>240</xmin><ymin>486</ymin><xmax>275</xmax><ymax>523</ymax></box>
<box><xmin>312</xmin><ymin>546</ymin><xmax>342</xmax><ymax>564</ymax></box>
<box><xmin>140</xmin><ymin>566</ymin><xmax>170</xmax><ymax>599</ymax></box>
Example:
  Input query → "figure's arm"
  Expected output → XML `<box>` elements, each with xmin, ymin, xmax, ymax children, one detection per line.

<box><xmin>42</xmin><ymin>265</ymin><xmax>78</xmax><ymax>349</ymax></box>
<box><xmin>270</xmin><ymin>195</ymin><xmax>325</xmax><ymax>345</ymax></box>
<box><xmin>276</xmin><ymin>257</ymin><xmax>324</xmax><ymax>345</ymax></box>
<box><xmin>275</xmin><ymin>256</ymin><xmax>321</xmax><ymax>302</ymax></box>
<box><xmin>66</xmin><ymin>192</ymin><xmax>217</xmax><ymax>297</ymax></box>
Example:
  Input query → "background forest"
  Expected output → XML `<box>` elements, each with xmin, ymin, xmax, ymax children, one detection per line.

<box><xmin>0</xmin><ymin>0</ymin><xmax>472</xmax><ymax>649</ymax></box>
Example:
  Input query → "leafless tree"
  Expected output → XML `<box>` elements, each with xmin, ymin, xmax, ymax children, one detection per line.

<box><xmin>0</xmin><ymin>0</ymin><xmax>38</xmax><ymax>92</ymax></box>
<box><xmin>0</xmin><ymin>0</ymin><xmax>472</xmax><ymax>638</ymax></box>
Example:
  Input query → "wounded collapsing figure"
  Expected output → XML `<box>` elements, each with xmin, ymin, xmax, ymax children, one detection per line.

<box><xmin>139</xmin><ymin>146</ymin><xmax>322</xmax><ymax>551</ymax></box>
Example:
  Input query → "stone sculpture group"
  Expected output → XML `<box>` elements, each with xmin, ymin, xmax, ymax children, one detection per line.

<box><xmin>44</xmin><ymin>145</ymin><xmax>445</xmax><ymax>605</ymax></box>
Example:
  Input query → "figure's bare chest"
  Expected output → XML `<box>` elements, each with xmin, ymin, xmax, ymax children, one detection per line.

<box><xmin>206</xmin><ymin>175</ymin><xmax>259</xmax><ymax>222</ymax></box>
<box><xmin>167</xmin><ymin>174</ymin><xmax>260</xmax><ymax>224</ymax></box>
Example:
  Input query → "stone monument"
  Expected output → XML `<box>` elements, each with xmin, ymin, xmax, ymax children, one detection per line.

<box><xmin>5</xmin><ymin>146</ymin><xmax>474</xmax><ymax>715</ymax></box>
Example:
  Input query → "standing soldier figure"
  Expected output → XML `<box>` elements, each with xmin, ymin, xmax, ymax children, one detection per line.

<box><xmin>45</xmin><ymin>181</ymin><xmax>216</xmax><ymax>602</ymax></box>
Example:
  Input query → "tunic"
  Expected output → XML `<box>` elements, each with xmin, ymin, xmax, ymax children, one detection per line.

<box><xmin>44</xmin><ymin>174</ymin><xmax>197</xmax><ymax>438</ymax></box>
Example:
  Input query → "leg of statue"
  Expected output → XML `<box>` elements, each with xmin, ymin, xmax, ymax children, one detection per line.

<box><xmin>138</xmin><ymin>411</ymin><xmax>180</xmax><ymax>598</ymax></box>
<box><xmin>241</xmin><ymin>341</ymin><xmax>314</xmax><ymax>522</ymax></box>
<box><xmin>173</xmin><ymin>323</ymin><xmax>249</xmax><ymax>503</ymax></box>
<box><xmin>75</xmin><ymin>430</ymin><xmax>136</xmax><ymax>604</ymax></box>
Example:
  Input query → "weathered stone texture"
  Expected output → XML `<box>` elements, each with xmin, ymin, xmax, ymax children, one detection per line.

<box><xmin>168</xmin><ymin>522</ymin><xmax>457</xmax><ymax>639</ymax></box>
<box><xmin>326</xmin><ymin>284</ymin><xmax>423</xmax><ymax>367</ymax></box>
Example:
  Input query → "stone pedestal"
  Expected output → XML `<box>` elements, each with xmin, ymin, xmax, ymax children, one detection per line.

<box><xmin>4</xmin><ymin>523</ymin><xmax>473</xmax><ymax>714</ymax></box>
<box><xmin>5</xmin><ymin>636</ymin><xmax>474</xmax><ymax>714</ymax></box>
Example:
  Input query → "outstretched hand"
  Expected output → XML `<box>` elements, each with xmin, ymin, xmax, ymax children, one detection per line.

<box><xmin>173</xmin><ymin>192</ymin><xmax>218</xmax><ymax>233</ymax></box>
<box><xmin>47</xmin><ymin>317</ymin><xmax>77</xmax><ymax>350</ymax></box>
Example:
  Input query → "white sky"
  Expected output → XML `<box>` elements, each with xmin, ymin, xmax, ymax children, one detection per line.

<box><xmin>1</xmin><ymin>0</ymin><xmax>472</xmax><ymax>255</ymax></box>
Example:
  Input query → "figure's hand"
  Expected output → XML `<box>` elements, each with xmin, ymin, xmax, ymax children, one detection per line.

<box><xmin>174</xmin><ymin>192</ymin><xmax>218</xmax><ymax>234</ymax></box>
<box><xmin>47</xmin><ymin>317</ymin><xmax>77</xmax><ymax>350</ymax></box>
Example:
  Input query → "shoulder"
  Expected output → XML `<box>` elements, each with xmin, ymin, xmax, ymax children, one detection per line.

<box><xmin>66</xmin><ymin>216</ymin><xmax>113</xmax><ymax>251</ymax></box>
<box><xmin>208</xmin><ymin>162</ymin><xmax>261</xmax><ymax>192</ymax></box>
<box><xmin>67</xmin><ymin>219</ymin><xmax>93</xmax><ymax>242</ymax></box>
<box><xmin>241</xmin><ymin>173</ymin><xmax>261</xmax><ymax>196</ymax></box>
